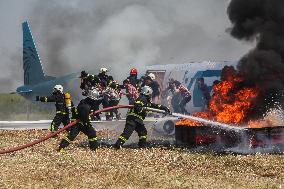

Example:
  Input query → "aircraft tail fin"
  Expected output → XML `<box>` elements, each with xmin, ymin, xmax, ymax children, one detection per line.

<box><xmin>22</xmin><ymin>21</ymin><xmax>54</xmax><ymax>85</ymax></box>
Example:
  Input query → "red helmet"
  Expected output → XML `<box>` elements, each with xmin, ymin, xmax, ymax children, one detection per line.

<box><xmin>130</xmin><ymin>68</ymin><xmax>138</xmax><ymax>75</ymax></box>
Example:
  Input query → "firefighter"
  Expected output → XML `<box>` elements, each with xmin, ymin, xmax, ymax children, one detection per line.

<box><xmin>122</xmin><ymin>79</ymin><xmax>139</xmax><ymax>105</ymax></box>
<box><xmin>127</xmin><ymin>68</ymin><xmax>140</xmax><ymax>88</ymax></box>
<box><xmin>146</xmin><ymin>73</ymin><xmax>161</xmax><ymax>103</ymax></box>
<box><xmin>114</xmin><ymin>85</ymin><xmax>171</xmax><ymax>149</ymax></box>
<box><xmin>79</xmin><ymin>70</ymin><xmax>103</xmax><ymax>120</ymax></box>
<box><xmin>98</xmin><ymin>68</ymin><xmax>111</xmax><ymax>88</ymax></box>
<box><xmin>58</xmin><ymin>101</ymin><xmax>98</xmax><ymax>152</ymax></box>
<box><xmin>173</xmin><ymin>80</ymin><xmax>192</xmax><ymax>114</ymax></box>
<box><xmin>197</xmin><ymin>77</ymin><xmax>210</xmax><ymax>110</ymax></box>
<box><xmin>79</xmin><ymin>70</ymin><xmax>100</xmax><ymax>91</ymax></box>
<box><xmin>36</xmin><ymin>85</ymin><xmax>72</xmax><ymax>131</ymax></box>
<box><xmin>104</xmin><ymin>82</ymin><xmax>122</xmax><ymax>120</ymax></box>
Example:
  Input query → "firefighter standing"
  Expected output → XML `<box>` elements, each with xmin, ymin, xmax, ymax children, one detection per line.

<box><xmin>104</xmin><ymin>82</ymin><xmax>122</xmax><ymax>120</ymax></box>
<box><xmin>80</xmin><ymin>70</ymin><xmax>103</xmax><ymax>120</ymax></box>
<box><xmin>114</xmin><ymin>86</ymin><xmax>171</xmax><ymax>149</ymax></box>
<box><xmin>98</xmin><ymin>68</ymin><xmax>111</xmax><ymax>88</ymax></box>
<box><xmin>146</xmin><ymin>73</ymin><xmax>161</xmax><ymax>103</ymax></box>
<box><xmin>197</xmin><ymin>77</ymin><xmax>211</xmax><ymax>110</ymax></box>
<box><xmin>58</xmin><ymin>101</ymin><xmax>98</xmax><ymax>152</ymax></box>
<box><xmin>122</xmin><ymin>79</ymin><xmax>139</xmax><ymax>105</ymax></box>
<box><xmin>127</xmin><ymin>68</ymin><xmax>140</xmax><ymax>88</ymax></box>
<box><xmin>80</xmin><ymin>70</ymin><xmax>100</xmax><ymax>91</ymax></box>
<box><xmin>173</xmin><ymin>80</ymin><xmax>192</xmax><ymax>114</ymax></box>
<box><xmin>36</xmin><ymin>85</ymin><xmax>72</xmax><ymax>131</ymax></box>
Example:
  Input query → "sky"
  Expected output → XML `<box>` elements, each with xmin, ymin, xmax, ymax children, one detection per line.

<box><xmin>0</xmin><ymin>0</ymin><xmax>253</xmax><ymax>92</ymax></box>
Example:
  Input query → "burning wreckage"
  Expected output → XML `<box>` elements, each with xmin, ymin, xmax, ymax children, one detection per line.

<box><xmin>175</xmin><ymin>0</ymin><xmax>284</xmax><ymax>154</ymax></box>
<box><xmin>174</xmin><ymin>66</ymin><xmax>284</xmax><ymax>153</ymax></box>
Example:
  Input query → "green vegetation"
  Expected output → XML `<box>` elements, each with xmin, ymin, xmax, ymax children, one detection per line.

<box><xmin>0</xmin><ymin>93</ymin><xmax>54</xmax><ymax>120</ymax></box>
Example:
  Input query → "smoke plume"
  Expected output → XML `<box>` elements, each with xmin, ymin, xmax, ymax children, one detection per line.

<box><xmin>27</xmin><ymin>0</ymin><xmax>248</xmax><ymax>80</ymax></box>
<box><xmin>227</xmin><ymin>0</ymin><xmax>284</xmax><ymax>118</ymax></box>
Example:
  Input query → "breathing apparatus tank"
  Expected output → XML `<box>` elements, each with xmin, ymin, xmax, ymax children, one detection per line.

<box><xmin>65</xmin><ymin>93</ymin><xmax>72</xmax><ymax>113</ymax></box>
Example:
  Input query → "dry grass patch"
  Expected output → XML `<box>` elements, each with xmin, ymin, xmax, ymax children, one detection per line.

<box><xmin>0</xmin><ymin>130</ymin><xmax>284</xmax><ymax>189</ymax></box>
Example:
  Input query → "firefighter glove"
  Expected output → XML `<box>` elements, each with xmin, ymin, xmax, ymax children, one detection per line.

<box><xmin>161</xmin><ymin>105</ymin><xmax>171</xmax><ymax>115</ymax></box>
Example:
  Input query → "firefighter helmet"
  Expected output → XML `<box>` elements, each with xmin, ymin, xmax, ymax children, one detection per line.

<box><xmin>79</xmin><ymin>70</ymin><xmax>88</xmax><ymax>78</ymax></box>
<box><xmin>100</xmin><ymin>68</ymin><xmax>108</xmax><ymax>73</ymax></box>
<box><xmin>130</xmin><ymin>68</ymin><xmax>138</xmax><ymax>75</ymax></box>
<box><xmin>141</xmin><ymin>86</ymin><xmax>153</xmax><ymax>96</ymax></box>
<box><xmin>53</xmin><ymin>85</ymin><xmax>63</xmax><ymax>93</ymax></box>
<box><xmin>148</xmin><ymin>73</ymin><xmax>155</xmax><ymax>80</ymax></box>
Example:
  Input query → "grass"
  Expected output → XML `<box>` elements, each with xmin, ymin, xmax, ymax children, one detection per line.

<box><xmin>0</xmin><ymin>93</ymin><xmax>53</xmax><ymax>120</ymax></box>
<box><xmin>0</xmin><ymin>130</ymin><xmax>283</xmax><ymax>189</ymax></box>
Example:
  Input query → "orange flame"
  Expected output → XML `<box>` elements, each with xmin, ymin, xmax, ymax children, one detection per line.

<box><xmin>176</xmin><ymin>69</ymin><xmax>259</xmax><ymax>127</ymax></box>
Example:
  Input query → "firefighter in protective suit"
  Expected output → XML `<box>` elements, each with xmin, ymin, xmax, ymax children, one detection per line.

<box><xmin>98</xmin><ymin>68</ymin><xmax>111</xmax><ymax>88</ymax></box>
<box><xmin>114</xmin><ymin>86</ymin><xmax>171</xmax><ymax>149</ymax></box>
<box><xmin>58</xmin><ymin>101</ymin><xmax>98</xmax><ymax>152</ymax></box>
<box><xmin>36</xmin><ymin>85</ymin><xmax>72</xmax><ymax>131</ymax></box>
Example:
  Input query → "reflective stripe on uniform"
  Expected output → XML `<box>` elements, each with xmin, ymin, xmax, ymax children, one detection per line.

<box><xmin>64</xmin><ymin>137</ymin><xmax>71</xmax><ymax>143</ymax></box>
<box><xmin>136</xmin><ymin>101</ymin><xmax>144</xmax><ymax>106</ymax></box>
<box><xmin>89</xmin><ymin>137</ymin><xmax>97</xmax><ymax>142</ymax></box>
<box><xmin>119</xmin><ymin>136</ymin><xmax>128</xmax><ymax>142</ymax></box>
<box><xmin>44</xmin><ymin>97</ymin><xmax>48</xmax><ymax>102</ymax></box>
<box><xmin>139</xmin><ymin>135</ymin><xmax>147</xmax><ymax>140</ymax></box>
<box><xmin>128</xmin><ymin>112</ymin><xmax>143</xmax><ymax>120</ymax></box>
<box><xmin>56</xmin><ymin>111</ymin><xmax>67</xmax><ymax>115</ymax></box>
<box><xmin>50</xmin><ymin>122</ymin><xmax>56</xmax><ymax>131</ymax></box>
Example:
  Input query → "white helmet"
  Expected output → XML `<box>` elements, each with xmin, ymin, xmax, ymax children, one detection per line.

<box><xmin>148</xmin><ymin>73</ymin><xmax>156</xmax><ymax>80</ymax></box>
<box><xmin>100</xmin><ymin>68</ymin><xmax>108</xmax><ymax>73</ymax></box>
<box><xmin>141</xmin><ymin>86</ymin><xmax>153</xmax><ymax>96</ymax></box>
<box><xmin>53</xmin><ymin>85</ymin><xmax>63</xmax><ymax>93</ymax></box>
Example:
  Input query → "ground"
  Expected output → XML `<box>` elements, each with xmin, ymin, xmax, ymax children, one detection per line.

<box><xmin>0</xmin><ymin>130</ymin><xmax>283</xmax><ymax>189</ymax></box>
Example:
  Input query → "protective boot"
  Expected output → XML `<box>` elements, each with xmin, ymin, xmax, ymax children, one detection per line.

<box><xmin>138</xmin><ymin>137</ymin><xmax>148</xmax><ymax>148</ymax></box>
<box><xmin>89</xmin><ymin>140</ymin><xmax>99</xmax><ymax>151</ymax></box>
<box><xmin>114</xmin><ymin>138</ymin><xmax>125</xmax><ymax>149</ymax></box>
<box><xmin>58</xmin><ymin>138</ymin><xmax>70</xmax><ymax>149</ymax></box>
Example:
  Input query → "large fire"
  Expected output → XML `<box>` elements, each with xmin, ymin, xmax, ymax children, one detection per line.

<box><xmin>176</xmin><ymin>66</ymin><xmax>260</xmax><ymax>127</ymax></box>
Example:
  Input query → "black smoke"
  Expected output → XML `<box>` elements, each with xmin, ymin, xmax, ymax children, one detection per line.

<box><xmin>227</xmin><ymin>0</ymin><xmax>284</xmax><ymax>118</ymax></box>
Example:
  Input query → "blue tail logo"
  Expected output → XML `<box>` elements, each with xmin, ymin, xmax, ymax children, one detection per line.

<box><xmin>22</xmin><ymin>21</ymin><xmax>53</xmax><ymax>85</ymax></box>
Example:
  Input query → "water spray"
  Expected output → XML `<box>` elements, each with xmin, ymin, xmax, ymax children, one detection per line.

<box><xmin>145</xmin><ymin>107</ymin><xmax>242</xmax><ymax>131</ymax></box>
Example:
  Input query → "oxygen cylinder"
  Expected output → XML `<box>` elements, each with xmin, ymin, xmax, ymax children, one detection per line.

<box><xmin>65</xmin><ymin>93</ymin><xmax>72</xmax><ymax>109</ymax></box>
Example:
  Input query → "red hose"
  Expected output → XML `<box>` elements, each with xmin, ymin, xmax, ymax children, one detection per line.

<box><xmin>0</xmin><ymin>105</ymin><xmax>133</xmax><ymax>154</ymax></box>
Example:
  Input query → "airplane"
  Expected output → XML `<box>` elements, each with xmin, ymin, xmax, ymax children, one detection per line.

<box><xmin>16</xmin><ymin>21</ymin><xmax>82</xmax><ymax>101</ymax></box>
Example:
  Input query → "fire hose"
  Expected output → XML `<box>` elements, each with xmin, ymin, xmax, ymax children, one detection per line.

<box><xmin>0</xmin><ymin>105</ymin><xmax>133</xmax><ymax>154</ymax></box>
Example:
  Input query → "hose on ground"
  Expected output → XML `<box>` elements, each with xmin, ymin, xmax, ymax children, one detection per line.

<box><xmin>0</xmin><ymin>105</ymin><xmax>133</xmax><ymax>154</ymax></box>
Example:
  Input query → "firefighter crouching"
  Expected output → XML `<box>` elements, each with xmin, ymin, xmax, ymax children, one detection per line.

<box><xmin>114</xmin><ymin>86</ymin><xmax>171</xmax><ymax>149</ymax></box>
<box><xmin>58</xmin><ymin>101</ymin><xmax>98</xmax><ymax>152</ymax></box>
<box><xmin>36</xmin><ymin>85</ymin><xmax>72</xmax><ymax>132</ymax></box>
